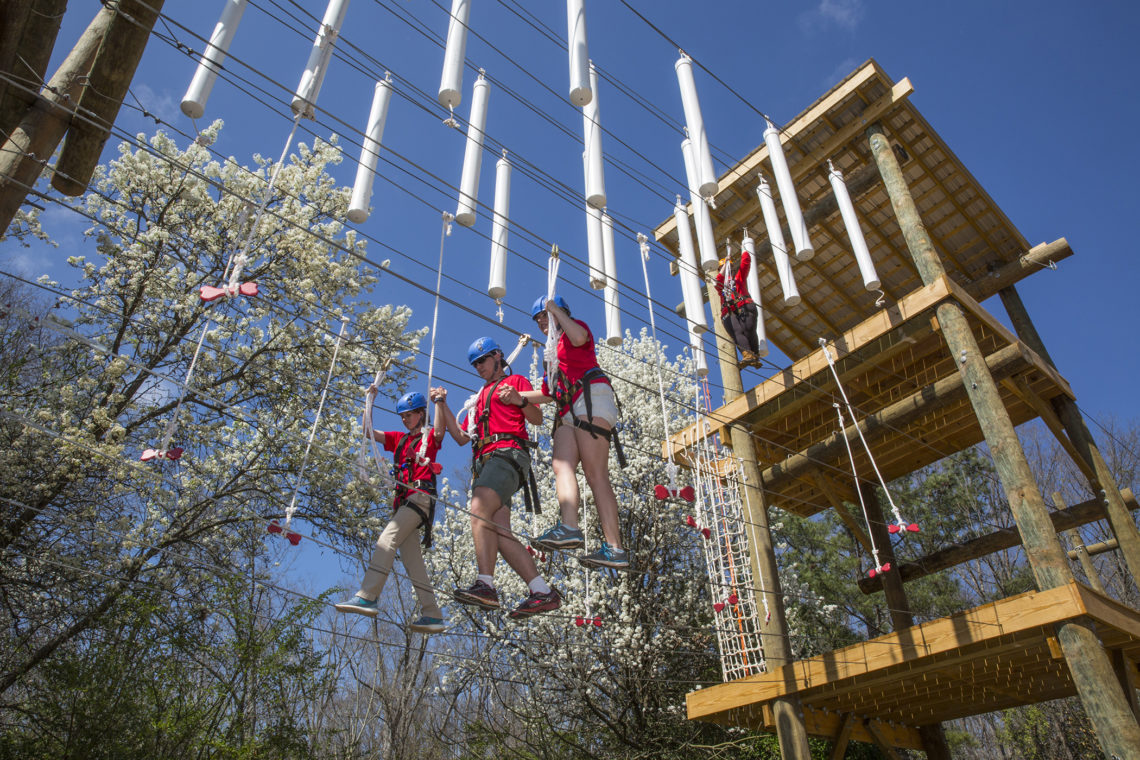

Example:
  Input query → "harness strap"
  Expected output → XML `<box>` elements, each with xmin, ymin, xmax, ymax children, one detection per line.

<box><xmin>571</xmin><ymin>418</ymin><xmax>628</xmax><ymax>468</ymax></box>
<box><xmin>474</xmin><ymin>449</ymin><xmax>541</xmax><ymax>514</ymax></box>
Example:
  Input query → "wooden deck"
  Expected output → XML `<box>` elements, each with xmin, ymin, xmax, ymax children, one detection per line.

<box><xmin>665</xmin><ymin>274</ymin><xmax>1074</xmax><ymax>517</ymax></box>
<box><xmin>686</xmin><ymin>583</ymin><xmax>1140</xmax><ymax>749</ymax></box>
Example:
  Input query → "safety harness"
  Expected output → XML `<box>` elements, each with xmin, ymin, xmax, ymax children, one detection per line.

<box><xmin>471</xmin><ymin>377</ymin><xmax>541</xmax><ymax>513</ymax></box>
<box><xmin>549</xmin><ymin>367</ymin><xmax>628</xmax><ymax>468</ymax></box>
<box><xmin>392</xmin><ymin>430</ymin><xmax>437</xmax><ymax>548</ymax></box>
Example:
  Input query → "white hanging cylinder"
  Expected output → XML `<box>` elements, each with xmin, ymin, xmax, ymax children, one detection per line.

<box><xmin>455</xmin><ymin>74</ymin><xmax>490</xmax><ymax>227</ymax></box>
<box><xmin>584</xmin><ymin>193</ymin><xmax>606</xmax><ymax>289</ymax></box>
<box><xmin>675</xmin><ymin>55</ymin><xmax>717</xmax><ymax>200</ymax></box>
<box><xmin>291</xmin><ymin>0</ymin><xmax>351</xmax><ymax>119</ymax></box>
<box><xmin>828</xmin><ymin>162</ymin><xmax>880</xmax><ymax>291</ymax></box>
<box><xmin>740</xmin><ymin>234</ymin><xmax>769</xmax><ymax>357</ymax></box>
<box><xmin>763</xmin><ymin>121</ymin><xmax>813</xmax><ymax>261</ymax></box>
<box><xmin>689</xmin><ymin>325</ymin><xmax>708</xmax><ymax>377</ymax></box>
<box><xmin>673</xmin><ymin>195</ymin><xmax>708</xmax><ymax>335</ymax></box>
<box><xmin>181</xmin><ymin>0</ymin><xmax>248</xmax><ymax>119</ymax></box>
<box><xmin>756</xmin><ymin>177</ymin><xmax>801</xmax><ymax>306</ymax></box>
<box><xmin>582</xmin><ymin>61</ymin><xmax>606</xmax><ymax>209</ymax></box>
<box><xmin>347</xmin><ymin>77</ymin><xmax>393</xmax><ymax>224</ymax></box>
<box><xmin>682</xmin><ymin>138</ymin><xmax>718</xmax><ymax>273</ymax></box>
<box><xmin>487</xmin><ymin>152</ymin><xmax>511</xmax><ymax>299</ymax></box>
<box><xmin>566</xmin><ymin>0</ymin><xmax>592</xmax><ymax>106</ymax></box>
<box><xmin>438</xmin><ymin>0</ymin><xmax>470</xmax><ymax>109</ymax></box>
<box><xmin>601</xmin><ymin>211</ymin><xmax>621</xmax><ymax>345</ymax></box>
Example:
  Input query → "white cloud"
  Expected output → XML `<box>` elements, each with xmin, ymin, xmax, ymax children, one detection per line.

<box><xmin>129</xmin><ymin>83</ymin><xmax>181</xmax><ymax>125</ymax></box>
<box><xmin>800</xmin><ymin>0</ymin><xmax>865</xmax><ymax>34</ymax></box>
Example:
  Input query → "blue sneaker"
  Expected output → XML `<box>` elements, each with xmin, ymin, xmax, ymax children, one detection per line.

<box><xmin>531</xmin><ymin>521</ymin><xmax>585</xmax><ymax>551</ymax></box>
<box><xmin>408</xmin><ymin>616</ymin><xmax>446</xmax><ymax>634</ymax></box>
<box><xmin>578</xmin><ymin>542</ymin><xmax>630</xmax><ymax>570</ymax></box>
<box><xmin>334</xmin><ymin>596</ymin><xmax>379</xmax><ymax>617</ymax></box>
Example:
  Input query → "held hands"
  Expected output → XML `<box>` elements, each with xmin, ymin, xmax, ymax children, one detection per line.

<box><xmin>497</xmin><ymin>385</ymin><xmax>527</xmax><ymax>408</ymax></box>
<box><xmin>429</xmin><ymin>386</ymin><xmax>447</xmax><ymax>403</ymax></box>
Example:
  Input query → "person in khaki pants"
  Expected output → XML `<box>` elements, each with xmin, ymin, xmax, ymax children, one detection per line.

<box><xmin>335</xmin><ymin>389</ymin><xmax>447</xmax><ymax>633</ymax></box>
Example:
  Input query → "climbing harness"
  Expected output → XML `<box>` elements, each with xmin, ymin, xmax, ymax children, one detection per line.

<box><xmin>471</xmin><ymin>377</ymin><xmax>540</xmax><ymax>514</ymax></box>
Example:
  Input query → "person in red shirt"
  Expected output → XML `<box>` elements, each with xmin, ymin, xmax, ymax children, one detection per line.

<box><xmin>524</xmin><ymin>295</ymin><xmax>629</xmax><ymax>570</ymax></box>
<box><xmin>335</xmin><ymin>390</ymin><xmax>447</xmax><ymax>633</ymax></box>
<box><xmin>436</xmin><ymin>337</ymin><xmax>561</xmax><ymax>619</ymax></box>
<box><xmin>716</xmin><ymin>249</ymin><xmax>761</xmax><ymax>368</ymax></box>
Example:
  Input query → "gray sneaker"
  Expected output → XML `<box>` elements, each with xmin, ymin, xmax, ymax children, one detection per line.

<box><xmin>578</xmin><ymin>542</ymin><xmax>630</xmax><ymax>570</ymax></box>
<box><xmin>531</xmin><ymin>521</ymin><xmax>585</xmax><ymax>551</ymax></box>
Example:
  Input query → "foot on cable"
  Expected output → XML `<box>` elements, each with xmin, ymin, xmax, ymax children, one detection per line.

<box><xmin>578</xmin><ymin>542</ymin><xmax>630</xmax><ymax>570</ymax></box>
<box><xmin>408</xmin><ymin>615</ymin><xmax>447</xmax><ymax>634</ymax></box>
<box><xmin>453</xmin><ymin>580</ymin><xmax>500</xmax><ymax>609</ymax></box>
<box><xmin>739</xmin><ymin>350</ymin><xmax>758</xmax><ymax>368</ymax></box>
<box><xmin>334</xmin><ymin>596</ymin><xmax>379</xmax><ymax>617</ymax></box>
<box><xmin>508</xmin><ymin>587</ymin><xmax>562</xmax><ymax>620</ymax></box>
<box><xmin>531</xmin><ymin>520</ymin><xmax>585</xmax><ymax>552</ymax></box>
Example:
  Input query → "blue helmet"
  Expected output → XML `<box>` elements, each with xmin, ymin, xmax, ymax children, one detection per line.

<box><xmin>531</xmin><ymin>294</ymin><xmax>570</xmax><ymax>320</ymax></box>
<box><xmin>396</xmin><ymin>391</ymin><xmax>427</xmax><ymax>414</ymax></box>
<box><xmin>467</xmin><ymin>336</ymin><xmax>501</xmax><ymax>365</ymax></box>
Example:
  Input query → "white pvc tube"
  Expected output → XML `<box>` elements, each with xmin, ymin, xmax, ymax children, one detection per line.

<box><xmin>740</xmin><ymin>234</ymin><xmax>769</xmax><ymax>357</ymax></box>
<box><xmin>347</xmin><ymin>78</ymin><xmax>393</xmax><ymax>224</ymax></box>
<box><xmin>673</xmin><ymin>196</ymin><xmax>708</xmax><ymax>334</ymax></box>
<box><xmin>689</xmin><ymin>325</ymin><xmax>708</xmax><ymax>377</ymax></box>
<box><xmin>675</xmin><ymin>55</ymin><xmax>717</xmax><ymax>200</ymax></box>
<box><xmin>582</xmin><ymin>61</ymin><xmax>606</xmax><ymax>209</ymax></box>
<box><xmin>181</xmin><ymin>0</ymin><xmax>248</xmax><ymax>119</ymax></box>
<box><xmin>602</xmin><ymin>211</ymin><xmax>621</xmax><ymax>345</ymax></box>
<box><xmin>291</xmin><ymin>0</ymin><xmax>351</xmax><ymax>119</ymax></box>
<box><xmin>566</xmin><ymin>0</ymin><xmax>592</xmax><ymax>106</ymax></box>
<box><xmin>756</xmin><ymin>177</ymin><xmax>801</xmax><ymax>306</ymax></box>
<box><xmin>763</xmin><ymin>122</ymin><xmax>813</xmax><ymax>261</ymax></box>
<box><xmin>828</xmin><ymin>163</ymin><xmax>880</xmax><ymax>291</ymax></box>
<box><xmin>487</xmin><ymin>153</ymin><xmax>511</xmax><ymax>298</ymax></box>
<box><xmin>585</xmin><ymin>197</ymin><xmax>606</xmax><ymax>289</ymax></box>
<box><xmin>438</xmin><ymin>0</ymin><xmax>470</xmax><ymax>109</ymax></box>
<box><xmin>682</xmin><ymin>138</ymin><xmax>718</xmax><ymax>273</ymax></box>
<box><xmin>455</xmin><ymin>74</ymin><xmax>490</xmax><ymax>227</ymax></box>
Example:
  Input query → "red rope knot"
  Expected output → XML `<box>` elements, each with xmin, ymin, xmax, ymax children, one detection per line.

<box><xmin>888</xmin><ymin>520</ymin><xmax>920</xmax><ymax>535</ymax></box>
<box><xmin>200</xmin><ymin>282</ymin><xmax>259</xmax><ymax>302</ymax></box>
<box><xmin>140</xmin><ymin>446</ymin><xmax>184</xmax><ymax>462</ymax></box>
<box><xmin>867</xmin><ymin>562</ymin><xmax>892</xmax><ymax>578</ymax></box>
<box><xmin>266</xmin><ymin>520</ymin><xmax>302</xmax><ymax>545</ymax></box>
<box><xmin>655</xmin><ymin>484</ymin><xmax>695</xmax><ymax>502</ymax></box>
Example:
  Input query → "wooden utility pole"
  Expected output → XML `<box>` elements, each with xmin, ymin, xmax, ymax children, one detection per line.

<box><xmin>868</xmin><ymin>120</ymin><xmax>1140</xmax><ymax>758</ymax></box>
<box><xmin>0</xmin><ymin>0</ymin><xmax>68</xmax><ymax>141</ymax></box>
<box><xmin>0</xmin><ymin>0</ymin><xmax>164</xmax><ymax>235</ymax></box>
<box><xmin>706</xmin><ymin>282</ymin><xmax>812</xmax><ymax>760</ymax></box>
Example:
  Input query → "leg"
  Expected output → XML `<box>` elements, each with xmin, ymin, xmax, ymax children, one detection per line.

<box><xmin>551</xmin><ymin>424</ymin><xmax>582</xmax><ymax>528</ymax></box>
<box><xmin>358</xmin><ymin>507</ymin><xmax>421</xmax><ymax>601</ymax></box>
<box><xmin>396</xmin><ymin>494</ymin><xmax>443</xmax><ymax>618</ymax></box>
<box><xmin>739</xmin><ymin>303</ymin><xmax>760</xmax><ymax>354</ymax></box>
<box><xmin>470</xmin><ymin>486</ymin><xmax>503</xmax><ymax>577</ymax></box>
<box><xmin>574</xmin><ymin>419</ymin><xmax>622</xmax><ymax>549</ymax></box>
<box><xmin>492</xmin><ymin>504</ymin><xmax>540</xmax><ymax>584</ymax></box>
<box><xmin>722</xmin><ymin>314</ymin><xmax>743</xmax><ymax>358</ymax></box>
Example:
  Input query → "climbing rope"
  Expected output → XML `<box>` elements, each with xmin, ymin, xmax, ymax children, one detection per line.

<box><xmin>417</xmin><ymin>212</ymin><xmax>453</xmax><ymax>463</ymax></box>
<box><xmin>543</xmin><ymin>244</ymin><xmax>561</xmax><ymax>381</ymax></box>
<box><xmin>832</xmin><ymin>403</ymin><xmax>888</xmax><ymax>577</ymax></box>
<box><xmin>357</xmin><ymin>361</ymin><xmax>390</xmax><ymax>484</ymax></box>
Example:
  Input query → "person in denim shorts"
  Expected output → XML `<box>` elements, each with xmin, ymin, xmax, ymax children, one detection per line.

<box><xmin>436</xmin><ymin>337</ymin><xmax>562</xmax><ymax>619</ymax></box>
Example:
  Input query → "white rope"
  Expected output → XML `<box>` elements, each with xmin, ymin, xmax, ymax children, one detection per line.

<box><xmin>284</xmin><ymin>316</ymin><xmax>350</xmax><ymax>527</ymax></box>
<box><xmin>506</xmin><ymin>333</ymin><xmax>531</xmax><ymax>367</ymax></box>
<box><xmin>543</xmin><ymin>244</ymin><xmax>561</xmax><ymax>381</ymax></box>
<box><xmin>418</xmin><ymin>212</ymin><xmax>452</xmax><ymax>462</ymax></box>
<box><xmin>833</xmin><ymin>402</ymin><xmax>884</xmax><ymax>574</ymax></box>
<box><xmin>357</xmin><ymin>363</ymin><xmax>390</xmax><ymax>483</ymax></box>
<box><xmin>819</xmin><ymin>339</ymin><xmax>910</xmax><ymax>529</ymax></box>
<box><xmin>637</xmin><ymin>233</ymin><xmax>674</xmax><ymax>462</ymax></box>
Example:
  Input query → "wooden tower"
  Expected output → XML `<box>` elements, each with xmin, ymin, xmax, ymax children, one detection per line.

<box><xmin>653</xmin><ymin>60</ymin><xmax>1140</xmax><ymax>759</ymax></box>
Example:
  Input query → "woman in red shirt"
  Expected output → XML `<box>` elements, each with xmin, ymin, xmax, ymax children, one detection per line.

<box><xmin>524</xmin><ymin>295</ymin><xmax>629</xmax><ymax>570</ymax></box>
<box><xmin>335</xmin><ymin>390</ymin><xmax>446</xmax><ymax>633</ymax></box>
<box><xmin>716</xmin><ymin>249</ymin><xmax>761</xmax><ymax>368</ymax></box>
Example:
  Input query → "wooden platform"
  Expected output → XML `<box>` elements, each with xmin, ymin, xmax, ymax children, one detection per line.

<box><xmin>687</xmin><ymin>583</ymin><xmax>1140</xmax><ymax>749</ymax></box>
<box><xmin>653</xmin><ymin>59</ymin><xmax>1071</xmax><ymax>362</ymax></box>
<box><xmin>664</xmin><ymin>274</ymin><xmax>1074</xmax><ymax>517</ymax></box>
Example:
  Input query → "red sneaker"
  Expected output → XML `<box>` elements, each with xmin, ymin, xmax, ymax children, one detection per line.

<box><xmin>454</xmin><ymin>580</ymin><xmax>500</xmax><ymax>609</ymax></box>
<box><xmin>508</xmin><ymin>587</ymin><xmax>562</xmax><ymax>620</ymax></box>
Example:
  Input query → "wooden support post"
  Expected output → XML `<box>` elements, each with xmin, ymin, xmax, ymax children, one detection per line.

<box><xmin>1056</xmin><ymin>492</ymin><xmax>1107</xmax><ymax>594</ymax></box>
<box><xmin>706</xmin><ymin>281</ymin><xmax>812</xmax><ymax>759</ymax></box>
<box><xmin>53</xmin><ymin>0</ymin><xmax>165</xmax><ymax>196</ymax></box>
<box><xmin>999</xmin><ymin>285</ymin><xmax>1140</xmax><ymax>588</ymax></box>
<box><xmin>0</xmin><ymin>0</ymin><xmax>68</xmax><ymax>142</ymax></box>
<box><xmin>868</xmin><ymin>121</ymin><xmax>1140</xmax><ymax>757</ymax></box>
<box><xmin>813</xmin><ymin>472</ymin><xmax>873</xmax><ymax>553</ymax></box>
<box><xmin>827</xmin><ymin>712</ymin><xmax>857</xmax><ymax>760</ymax></box>
<box><xmin>863</xmin><ymin>720</ymin><xmax>904</xmax><ymax>760</ymax></box>
<box><xmin>860</xmin><ymin>482</ymin><xmax>952</xmax><ymax>760</ymax></box>
<box><xmin>1109</xmin><ymin>648</ymin><xmax>1140</xmax><ymax>723</ymax></box>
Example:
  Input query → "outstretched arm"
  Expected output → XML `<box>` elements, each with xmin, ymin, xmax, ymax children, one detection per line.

<box><xmin>429</xmin><ymin>386</ymin><xmax>447</xmax><ymax>444</ymax></box>
<box><xmin>546</xmin><ymin>300</ymin><xmax>590</xmax><ymax>347</ymax></box>
<box><xmin>432</xmin><ymin>387</ymin><xmax>471</xmax><ymax>445</ymax></box>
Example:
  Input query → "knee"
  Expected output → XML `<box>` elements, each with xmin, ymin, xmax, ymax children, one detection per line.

<box><xmin>470</xmin><ymin>489</ymin><xmax>499</xmax><ymax>521</ymax></box>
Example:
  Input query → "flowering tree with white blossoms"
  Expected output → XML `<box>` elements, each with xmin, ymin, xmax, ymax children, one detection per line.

<box><xmin>0</xmin><ymin>125</ymin><xmax>426</xmax><ymax>754</ymax></box>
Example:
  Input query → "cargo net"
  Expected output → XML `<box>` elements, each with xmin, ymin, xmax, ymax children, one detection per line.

<box><xmin>687</xmin><ymin>388</ymin><xmax>768</xmax><ymax>682</ymax></box>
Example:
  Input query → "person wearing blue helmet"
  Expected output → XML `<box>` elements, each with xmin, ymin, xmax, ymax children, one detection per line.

<box><xmin>335</xmin><ymin>386</ymin><xmax>448</xmax><ymax>634</ymax></box>
<box><xmin>435</xmin><ymin>336</ymin><xmax>561</xmax><ymax>619</ymax></box>
<box><xmin>521</xmin><ymin>295</ymin><xmax>629</xmax><ymax>570</ymax></box>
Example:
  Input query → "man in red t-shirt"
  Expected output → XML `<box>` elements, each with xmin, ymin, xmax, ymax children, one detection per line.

<box><xmin>336</xmin><ymin>390</ymin><xmax>446</xmax><ymax>634</ymax></box>
<box><xmin>437</xmin><ymin>337</ymin><xmax>561</xmax><ymax>619</ymax></box>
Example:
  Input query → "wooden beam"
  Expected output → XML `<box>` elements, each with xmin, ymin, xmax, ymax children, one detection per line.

<box><xmin>812</xmin><ymin>471</ymin><xmax>873</xmax><ymax>553</ymax></box>
<box><xmin>864</xmin><ymin>720</ymin><xmax>904</xmax><ymax>760</ymax></box>
<box><xmin>858</xmin><ymin>489</ymin><xmax>1137</xmax><ymax>594</ymax></box>
<box><xmin>1002</xmin><ymin>376</ymin><xmax>1096</xmax><ymax>483</ymax></box>
<box><xmin>828</xmin><ymin>713</ymin><xmax>857</xmax><ymax>760</ymax></box>
<box><xmin>963</xmin><ymin>239</ymin><xmax>1073</xmax><ymax>303</ymax></box>
<box><xmin>1068</xmin><ymin>538</ymin><xmax>1119</xmax><ymax>559</ymax></box>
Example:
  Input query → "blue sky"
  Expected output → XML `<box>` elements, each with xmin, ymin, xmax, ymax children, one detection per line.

<box><xmin>10</xmin><ymin>0</ymin><xmax>1140</xmax><ymax>474</ymax></box>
